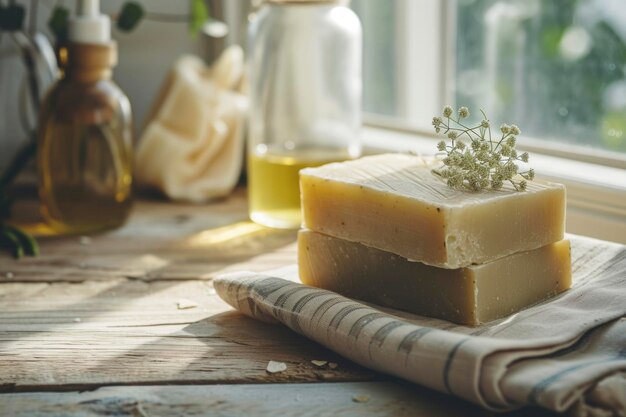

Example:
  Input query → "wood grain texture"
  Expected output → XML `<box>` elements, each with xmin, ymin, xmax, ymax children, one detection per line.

<box><xmin>0</xmin><ymin>382</ymin><xmax>557</xmax><ymax>417</ymax></box>
<box><xmin>1</xmin><ymin>189</ymin><xmax>297</xmax><ymax>282</ymax></box>
<box><xmin>0</xmin><ymin>190</ymin><xmax>378</xmax><ymax>390</ymax></box>
<box><xmin>0</xmin><ymin>277</ymin><xmax>375</xmax><ymax>391</ymax></box>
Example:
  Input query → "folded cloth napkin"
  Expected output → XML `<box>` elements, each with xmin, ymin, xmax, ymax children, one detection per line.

<box><xmin>136</xmin><ymin>46</ymin><xmax>248</xmax><ymax>202</ymax></box>
<box><xmin>214</xmin><ymin>234</ymin><xmax>626</xmax><ymax>416</ymax></box>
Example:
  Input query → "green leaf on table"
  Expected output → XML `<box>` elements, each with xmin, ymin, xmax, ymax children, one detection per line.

<box><xmin>0</xmin><ymin>197</ymin><xmax>40</xmax><ymax>257</ymax></box>
<box><xmin>48</xmin><ymin>6</ymin><xmax>70</xmax><ymax>42</ymax></box>
<box><xmin>117</xmin><ymin>2</ymin><xmax>145</xmax><ymax>32</ymax></box>
<box><xmin>0</xmin><ymin>227</ymin><xmax>24</xmax><ymax>259</ymax></box>
<box><xmin>189</xmin><ymin>0</ymin><xmax>209</xmax><ymax>36</ymax></box>
<box><xmin>0</xmin><ymin>3</ymin><xmax>26</xmax><ymax>32</ymax></box>
<box><xmin>5</xmin><ymin>224</ymin><xmax>39</xmax><ymax>256</ymax></box>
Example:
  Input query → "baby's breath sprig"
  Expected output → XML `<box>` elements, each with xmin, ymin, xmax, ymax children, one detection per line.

<box><xmin>431</xmin><ymin>106</ymin><xmax>534</xmax><ymax>192</ymax></box>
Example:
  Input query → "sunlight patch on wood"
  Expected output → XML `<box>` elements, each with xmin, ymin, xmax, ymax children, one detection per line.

<box><xmin>185</xmin><ymin>222</ymin><xmax>270</xmax><ymax>247</ymax></box>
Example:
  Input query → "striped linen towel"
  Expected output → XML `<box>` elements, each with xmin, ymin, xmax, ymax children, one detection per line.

<box><xmin>214</xmin><ymin>235</ymin><xmax>626</xmax><ymax>416</ymax></box>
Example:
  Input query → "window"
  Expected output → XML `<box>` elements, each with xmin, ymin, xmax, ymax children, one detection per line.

<box><xmin>351</xmin><ymin>0</ymin><xmax>626</xmax><ymax>165</ymax></box>
<box><xmin>350</xmin><ymin>1</ymin><xmax>400</xmax><ymax>117</ymax></box>
<box><xmin>351</xmin><ymin>0</ymin><xmax>445</xmax><ymax>129</ymax></box>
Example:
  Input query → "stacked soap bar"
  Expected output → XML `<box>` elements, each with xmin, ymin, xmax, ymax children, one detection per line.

<box><xmin>298</xmin><ymin>154</ymin><xmax>571</xmax><ymax>325</ymax></box>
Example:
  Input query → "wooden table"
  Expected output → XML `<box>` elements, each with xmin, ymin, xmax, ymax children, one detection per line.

<box><xmin>0</xmin><ymin>189</ymin><xmax>554</xmax><ymax>416</ymax></box>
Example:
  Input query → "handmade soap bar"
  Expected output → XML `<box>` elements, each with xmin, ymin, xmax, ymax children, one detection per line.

<box><xmin>298</xmin><ymin>229</ymin><xmax>572</xmax><ymax>325</ymax></box>
<box><xmin>300</xmin><ymin>154</ymin><xmax>565</xmax><ymax>268</ymax></box>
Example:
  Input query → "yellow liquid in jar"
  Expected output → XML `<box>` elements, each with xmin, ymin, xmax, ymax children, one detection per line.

<box><xmin>248</xmin><ymin>147</ymin><xmax>352</xmax><ymax>229</ymax></box>
<box><xmin>38</xmin><ymin>119</ymin><xmax>133</xmax><ymax>235</ymax></box>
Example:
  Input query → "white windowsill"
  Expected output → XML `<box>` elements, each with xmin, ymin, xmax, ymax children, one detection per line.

<box><xmin>361</xmin><ymin>125</ymin><xmax>626</xmax><ymax>244</ymax></box>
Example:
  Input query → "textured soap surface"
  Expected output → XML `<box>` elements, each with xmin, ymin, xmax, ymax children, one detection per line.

<box><xmin>300</xmin><ymin>153</ymin><xmax>565</xmax><ymax>268</ymax></box>
<box><xmin>298</xmin><ymin>229</ymin><xmax>572</xmax><ymax>325</ymax></box>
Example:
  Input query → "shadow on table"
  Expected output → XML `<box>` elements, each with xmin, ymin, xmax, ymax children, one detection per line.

<box><xmin>181</xmin><ymin>310</ymin><xmax>377</xmax><ymax>383</ymax></box>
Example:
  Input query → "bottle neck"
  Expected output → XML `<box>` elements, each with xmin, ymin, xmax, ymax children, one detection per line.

<box><xmin>65</xmin><ymin>41</ymin><xmax>117</xmax><ymax>83</ymax></box>
<box><xmin>65</xmin><ymin>67</ymin><xmax>113</xmax><ymax>83</ymax></box>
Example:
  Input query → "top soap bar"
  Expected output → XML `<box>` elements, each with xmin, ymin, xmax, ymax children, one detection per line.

<box><xmin>300</xmin><ymin>153</ymin><xmax>565</xmax><ymax>268</ymax></box>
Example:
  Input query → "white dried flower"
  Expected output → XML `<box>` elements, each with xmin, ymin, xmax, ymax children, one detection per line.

<box><xmin>506</xmin><ymin>136</ymin><xmax>516</xmax><ymax>147</ymax></box>
<box><xmin>431</xmin><ymin>106</ymin><xmax>533</xmax><ymax>192</ymax></box>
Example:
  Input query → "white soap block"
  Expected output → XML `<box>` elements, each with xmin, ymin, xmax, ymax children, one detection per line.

<box><xmin>301</xmin><ymin>154</ymin><xmax>566</xmax><ymax>268</ymax></box>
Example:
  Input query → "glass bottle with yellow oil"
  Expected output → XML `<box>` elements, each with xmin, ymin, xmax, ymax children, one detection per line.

<box><xmin>247</xmin><ymin>0</ymin><xmax>362</xmax><ymax>229</ymax></box>
<box><xmin>38</xmin><ymin>0</ymin><xmax>132</xmax><ymax>234</ymax></box>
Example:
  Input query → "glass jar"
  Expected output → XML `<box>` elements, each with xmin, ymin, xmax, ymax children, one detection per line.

<box><xmin>38</xmin><ymin>42</ymin><xmax>133</xmax><ymax>234</ymax></box>
<box><xmin>247</xmin><ymin>0</ymin><xmax>362</xmax><ymax>229</ymax></box>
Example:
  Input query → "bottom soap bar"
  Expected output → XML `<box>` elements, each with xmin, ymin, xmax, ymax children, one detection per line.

<box><xmin>298</xmin><ymin>230</ymin><xmax>571</xmax><ymax>325</ymax></box>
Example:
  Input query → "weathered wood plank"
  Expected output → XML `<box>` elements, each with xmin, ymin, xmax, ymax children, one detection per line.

<box><xmin>0</xmin><ymin>381</ymin><xmax>557</xmax><ymax>417</ymax></box>
<box><xmin>0</xmin><ymin>191</ymin><xmax>376</xmax><ymax>390</ymax></box>
<box><xmin>1</xmin><ymin>189</ymin><xmax>297</xmax><ymax>282</ymax></box>
<box><xmin>0</xmin><ymin>242</ymin><xmax>297</xmax><ymax>282</ymax></box>
<box><xmin>0</xmin><ymin>279</ymin><xmax>375</xmax><ymax>391</ymax></box>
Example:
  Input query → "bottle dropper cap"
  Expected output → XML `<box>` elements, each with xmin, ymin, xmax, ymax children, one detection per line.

<box><xmin>68</xmin><ymin>0</ymin><xmax>111</xmax><ymax>44</ymax></box>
